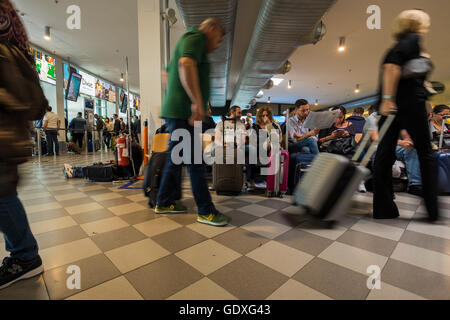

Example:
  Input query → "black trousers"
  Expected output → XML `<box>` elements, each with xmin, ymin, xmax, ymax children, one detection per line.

<box><xmin>373</xmin><ymin>101</ymin><xmax>439</xmax><ymax>219</ymax></box>
<box><xmin>73</xmin><ymin>133</ymin><xmax>84</xmax><ymax>149</ymax></box>
<box><xmin>45</xmin><ymin>130</ymin><xmax>59</xmax><ymax>155</ymax></box>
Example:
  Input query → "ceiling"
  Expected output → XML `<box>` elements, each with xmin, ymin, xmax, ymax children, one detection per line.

<box><xmin>12</xmin><ymin>0</ymin><xmax>140</xmax><ymax>93</ymax></box>
<box><xmin>255</xmin><ymin>0</ymin><xmax>450</xmax><ymax>109</ymax></box>
<box><xmin>11</xmin><ymin>0</ymin><xmax>450</xmax><ymax>108</ymax></box>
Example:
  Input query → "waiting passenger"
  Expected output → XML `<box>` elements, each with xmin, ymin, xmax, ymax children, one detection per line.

<box><xmin>215</xmin><ymin>105</ymin><xmax>246</xmax><ymax>148</ymax></box>
<box><xmin>347</xmin><ymin>107</ymin><xmax>366</xmax><ymax>134</ymax></box>
<box><xmin>69</xmin><ymin>112</ymin><xmax>87</xmax><ymax>149</ymax></box>
<box><xmin>430</xmin><ymin>105</ymin><xmax>449</xmax><ymax>144</ymax></box>
<box><xmin>363</xmin><ymin>107</ymin><xmax>423</xmax><ymax>196</ymax></box>
<box><xmin>318</xmin><ymin>106</ymin><xmax>356</xmax><ymax>154</ymax></box>
<box><xmin>288</xmin><ymin>99</ymin><xmax>320</xmax><ymax>154</ymax></box>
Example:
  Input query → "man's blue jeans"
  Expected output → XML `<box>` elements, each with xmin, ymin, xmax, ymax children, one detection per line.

<box><xmin>291</xmin><ymin>138</ymin><xmax>319</xmax><ymax>154</ymax></box>
<box><xmin>0</xmin><ymin>195</ymin><xmax>39</xmax><ymax>261</ymax></box>
<box><xmin>395</xmin><ymin>146</ymin><xmax>422</xmax><ymax>186</ymax></box>
<box><xmin>156</xmin><ymin>119</ymin><xmax>215</xmax><ymax>215</ymax></box>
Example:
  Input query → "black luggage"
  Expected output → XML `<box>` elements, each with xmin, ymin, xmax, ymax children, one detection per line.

<box><xmin>143</xmin><ymin>151</ymin><xmax>182</xmax><ymax>208</ymax></box>
<box><xmin>82</xmin><ymin>164</ymin><xmax>116</xmax><ymax>182</ymax></box>
<box><xmin>212</xmin><ymin>118</ymin><xmax>244</xmax><ymax>195</ymax></box>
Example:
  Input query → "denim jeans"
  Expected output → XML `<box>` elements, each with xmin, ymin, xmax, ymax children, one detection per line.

<box><xmin>45</xmin><ymin>130</ymin><xmax>59</xmax><ymax>155</ymax></box>
<box><xmin>290</xmin><ymin>138</ymin><xmax>319</xmax><ymax>154</ymax></box>
<box><xmin>156</xmin><ymin>119</ymin><xmax>215</xmax><ymax>215</ymax></box>
<box><xmin>395</xmin><ymin>146</ymin><xmax>422</xmax><ymax>186</ymax></box>
<box><xmin>0</xmin><ymin>195</ymin><xmax>39</xmax><ymax>261</ymax></box>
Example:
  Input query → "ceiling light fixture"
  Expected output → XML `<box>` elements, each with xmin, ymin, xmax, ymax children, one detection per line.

<box><xmin>288</xmin><ymin>80</ymin><xmax>292</xmax><ymax>89</ymax></box>
<box><xmin>44</xmin><ymin>26</ymin><xmax>51</xmax><ymax>41</ymax></box>
<box><xmin>338</xmin><ymin>36</ymin><xmax>346</xmax><ymax>52</ymax></box>
<box><xmin>355</xmin><ymin>84</ymin><xmax>360</xmax><ymax>93</ymax></box>
<box><xmin>315</xmin><ymin>99</ymin><xmax>319</xmax><ymax>106</ymax></box>
<box><xmin>271</xmin><ymin>78</ymin><xmax>284</xmax><ymax>86</ymax></box>
<box><xmin>120</xmin><ymin>73</ymin><xmax>124</xmax><ymax>82</ymax></box>
<box><xmin>256</xmin><ymin>90</ymin><xmax>264</xmax><ymax>99</ymax></box>
<box><xmin>268</xmin><ymin>97</ymin><xmax>271</xmax><ymax>104</ymax></box>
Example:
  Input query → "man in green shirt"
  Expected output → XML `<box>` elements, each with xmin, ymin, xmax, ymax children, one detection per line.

<box><xmin>155</xmin><ymin>18</ymin><xmax>231</xmax><ymax>227</ymax></box>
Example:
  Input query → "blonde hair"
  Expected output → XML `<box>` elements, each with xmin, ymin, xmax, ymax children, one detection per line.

<box><xmin>392</xmin><ymin>9</ymin><xmax>430</xmax><ymax>40</ymax></box>
<box><xmin>256</xmin><ymin>107</ymin><xmax>274</xmax><ymax>127</ymax></box>
<box><xmin>199</xmin><ymin>18</ymin><xmax>226</xmax><ymax>35</ymax></box>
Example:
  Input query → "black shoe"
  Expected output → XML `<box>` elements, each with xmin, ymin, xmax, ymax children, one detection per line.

<box><xmin>408</xmin><ymin>185</ymin><xmax>423</xmax><ymax>197</ymax></box>
<box><xmin>0</xmin><ymin>256</ymin><xmax>44</xmax><ymax>290</ymax></box>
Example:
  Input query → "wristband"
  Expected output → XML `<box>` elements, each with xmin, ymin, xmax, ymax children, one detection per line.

<box><xmin>382</xmin><ymin>95</ymin><xmax>395</xmax><ymax>100</ymax></box>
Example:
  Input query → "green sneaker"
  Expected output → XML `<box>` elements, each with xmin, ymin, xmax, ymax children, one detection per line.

<box><xmin>197</xmin><ymin>212</ymin><xmax>231</xmax><ymax>227</ymax></box>
<box><xmin>155</xmin><ymin>203</ymin><xmax>188</xmax><ymax>214</ymax></box>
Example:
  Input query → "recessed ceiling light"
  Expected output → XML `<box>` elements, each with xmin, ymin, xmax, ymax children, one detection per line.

<box><xmin>288</xmin><ymin>80</ymin><xmax>292</xmax><ymax>89</ymax></box>
<box><xmin>355</xmin><ymin>84</ymin><xmax>360</xmax><ymax>93</ymax></box>
<box><xmin>44</xmin><ymin>26</ymin><xmax>51</xmax><ymax>41</ymax></box>
<box><xmin>268</xmin><ymin>97</ymin><xmax>271</xmax><ymax>104</ymax></box>
<box><xmin>271</xmin><ymin>78</ymin><xmax>284</xmax><ymax>86</ymax></box>
<box><xmin>256</xmin><ymin>90</ymin><xmax>264</xmax><ymax>98</ymax></box>
<box><xmin>120</xmin><ymin>73</ymin><xmax>124</xmax><ymax>82</ymax></box>
<box><xmin>338</xmin><ymin>36</ymin><xmax>346</xmax><ymax>52</ymax></box>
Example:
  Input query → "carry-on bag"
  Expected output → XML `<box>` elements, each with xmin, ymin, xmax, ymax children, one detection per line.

<box><xmin>266</xmin><ymin>150</ymin><xmax>289</xmax><ymax>197</ymax></box>
<box><xmin>143</xmin><ymin>151</ymin><xmax>182</xmax><ymax>208</ymax></box>
<box><xmin>437</xmin><ymin>151</ymin><xmax>450</xmax><ymax>194</ymax></box>
<box><xmin>293</xmin><ymin>114</ymin><xmax>396</xmax><ymax>223</ymax></box>
<box><xmin>288</xmin><ymin>153</ymin><xmax>316</xmax><ymax>193</ymax></box>
<box><xmin>212</xmin><ymin>118</ymin><xmax>244</xmax><ymax>195</ymax></box>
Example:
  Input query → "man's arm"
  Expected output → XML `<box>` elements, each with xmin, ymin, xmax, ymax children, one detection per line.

<box><xmin>178</xmin><ymin>57</ymin><xmax>204</xmax><ymax>123</ymax></box>
<box><xmin>43</xmin><ymin>120</ymin><xmax>48</xmax><ymax>130</ymax></box>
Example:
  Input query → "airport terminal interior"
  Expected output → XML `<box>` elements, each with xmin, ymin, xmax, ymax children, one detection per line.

<box><xmin>0</xmin><ymin>0</ymin><xmax>449</xmax><ymax>300</ymax></box>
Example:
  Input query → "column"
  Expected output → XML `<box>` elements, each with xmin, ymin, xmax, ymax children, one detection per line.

<box><xmin>137</xmin><ymin>0</ymin><xmax>165</xmax><ymax>150</ymax></box>
<box><xmin>55</xmin><ymin>56</ymin><xmax>66</xmax><ymax>142</ymax></box>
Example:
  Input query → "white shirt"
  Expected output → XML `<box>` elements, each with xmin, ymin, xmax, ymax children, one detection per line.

<box><xmin>362</xmin><ymin>112</ymin><xmax>378</xmax><ymax>135</ymax></box>
<box><xmin>215</xmin><ymin>120</ymin><xmax>247</xmax><ymax>147</ymax></box>
<box><xmin>44</xmin><ymin>111</ymin><xmax>59</xmax><ymax>129</ymax></box>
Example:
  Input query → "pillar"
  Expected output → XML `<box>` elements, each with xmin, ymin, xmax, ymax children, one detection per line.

<box><xmin>55</xmin><ymin>56</ymin><xmax>66</xmax><ymax>142</ymax></box>
<box><xmin>137</xmin><ymin>0</ymin><xmax>165</xmax><ymax>150</ymax></box>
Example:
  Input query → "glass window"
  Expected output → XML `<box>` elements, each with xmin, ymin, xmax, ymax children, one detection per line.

<box><xmin>40</xmin><ymin>81</ymin><xmax>57</xmax><ymax>114</ymax></box>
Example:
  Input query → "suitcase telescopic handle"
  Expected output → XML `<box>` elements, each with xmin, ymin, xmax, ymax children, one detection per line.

<box><xmin>353</xmin><ymin>113</ymin><xmax>396</xmax><ymax>168</ymax></box>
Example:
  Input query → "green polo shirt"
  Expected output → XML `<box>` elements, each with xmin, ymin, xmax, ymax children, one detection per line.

<box><xmin>161</xmin><ymin>27</ymin><xmax>210</xmax><ymax>120</ymax></box>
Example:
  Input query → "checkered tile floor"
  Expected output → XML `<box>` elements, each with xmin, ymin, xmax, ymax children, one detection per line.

<box><xmin>1</xmin><ymin>152</ymin><xmax>449</xmax><ymax>300</ymax></box>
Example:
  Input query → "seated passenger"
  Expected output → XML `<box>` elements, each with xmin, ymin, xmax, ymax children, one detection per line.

<box><xmin>318</xmin><ymin>106</ymin><xmax>356</xmax><ymax>152</ymax></box>
<box><xmin>214</xmin><ymin>105</ymin><xmax>246</xmax><ymax>148</ymax></box>
<box><xmin>248</xmin><ymin>107</ymin><xmax>282</xmax><ymax>189</ymax></box>
<box><xmin>430</xmin><ymin>104</ymin><xmax>450</xmax><ymax>146</ymax></box>
<box><xmin>347</xmin><ymin>107</ymin><xmax>366</xmax><ymax>134</ymax></box>
<box><xmin>363</xmin><ymin>107</ymin><xmax>423</xmax><ymax>196</ymax></box>
<box><xmin>287</xmin><ymin>99</ymin><xmax>320</xmax><ymax>154</ymax></box>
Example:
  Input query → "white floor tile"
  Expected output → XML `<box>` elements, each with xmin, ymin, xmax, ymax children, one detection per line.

<box><xmin>351</xmin><ymin>219</ymin><xmax>404</xmax><ymax>241</ymax></box>
<box><xmin>30</xmin><ymin>216</ymin><xmax>77</xmax><ymax>235</ymax></box>
<box><xmin>133</xmin><ymin>217</ymin><xmax>182</xmax><ymax>237</ymax></box>
<box><xmin>391</xmin><ymin>243</ymin><xmax>450</xmax><ymax>276</ymax></box>
<box><xmin>366</xmin><ymin>282</ymin><xmax>427</xmax><ymax>300</ymax></box>
<box><xmin>176</xmin><ymin>239</ymin><xmax>241</xmax><ymax>275</ymax></box>
<box><xmin>25</xmin><ymin>202</ymin><xmax>62</xmax><ymax>214</ymax></box>
<box><xmin>167</xmin><ymin>277</ymin><xmax>238</xmax><ymax>300</ymax></box>
<box><xmin>299</xmin><ymin>223</ymin><xmax>347</xmax><ymax>241</ymax></box>
<box><xmin>186</xmin><ymin>222</ymin><xmax>236</xmax><ymax>239</ymax></box>
<box><xmin>241</xmin><ymin>218</ymin><xmax>292</xmax><ymax>240</ymax></box>
<box><xmin>267</xmin><ymin>279</ymin><xmax>332</xmax><ymax>300</ymax></box>
<box><xmin>67</xmin><ymin>276</ymin><xmax>143</xmax><ymax>300</ymax></box>
<box><xmin>407</xmin><ymin>221</ymin><xmax>450</xmax><ymax>240</ymax></box>
<box><xmin>239</xmin><ymin>204</ymin><xmax>277</xmax><ymax>218</ymax></box>
<box><xmin>108</xmin><ymin>203</ymin><xmax>147</xmax><ymax>216</ymax></box>
<box><xmin>318</xmin><ymin>242</ymin><xmax>388</xmax><ymax>275</ymax></box>
<box><xmin>65</xmin><ymin>203</ymin><xmax>104</xmax><ymax>215</ymax></box>
<box><xmin>80</xmin><ymin>217</ymin><xmax>129</xmax><ymax>236</ymax></box>
<box><xmin>247</xmin><ymin>241</ymin><xmax>314</xmax><ymax>277</ymax></box>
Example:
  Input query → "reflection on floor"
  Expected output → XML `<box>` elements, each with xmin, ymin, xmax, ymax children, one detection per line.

<box><xmin>1</xmin><ymin>152</ymin><xmax>449</xmax><ymax>300</ymax></box>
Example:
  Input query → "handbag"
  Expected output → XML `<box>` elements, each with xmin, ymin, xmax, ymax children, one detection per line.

<box><xmin>326</xmin><ymin>136</ymin><xmax>356</xmax><ymax>155</ymax></box>
<box><xmin>0</xmin><ymin>41</ymin><xmax>48</xmax><ymax>164</ymax></box>
<box><xmin>401</xmin><ymin>57</ymin><xmax>433</xmax><ymax>79</ymax></box>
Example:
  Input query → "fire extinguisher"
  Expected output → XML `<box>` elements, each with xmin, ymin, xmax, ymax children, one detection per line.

<box><xmin>116</xmin><ymin>136</ymin><xmax>130</xmax><ymax>167</ymax></box>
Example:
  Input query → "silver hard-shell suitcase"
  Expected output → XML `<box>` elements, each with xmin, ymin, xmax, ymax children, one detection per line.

<box><xmin>294</xmin><ymin>114</ymin><xmax>396</xmax><ymax>222</ymax></box>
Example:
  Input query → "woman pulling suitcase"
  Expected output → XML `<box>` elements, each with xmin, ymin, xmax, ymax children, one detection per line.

<box><xmin>374</xmin><ymin>9</ymin><xmax>440</xmax><ymax>222</ymax></box>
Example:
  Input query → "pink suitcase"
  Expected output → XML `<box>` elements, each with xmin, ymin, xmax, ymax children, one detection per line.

<box><xmin>266</xmin><ymin>150</ymin><xmax>289</xmax><ymax>197</ymax></box>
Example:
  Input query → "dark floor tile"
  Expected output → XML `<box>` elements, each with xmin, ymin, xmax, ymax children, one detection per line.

<box><xmin>71</xmin><ymin>209</ymin><xmax>115</xmax><ymax>225</ymax></box>
<box><xmin>35</xmin><ymin>225</ymin><xmax>88</xmax><ymax>250</ymax></box>
<box><xmin>275</xmin><ymin>228</ymin><xmax>333</xmax><ymax>256</ymax></box>
<box><xmin>264</xmin><ymin>211</ymin><xmax>307</xmax><ymax>228</ymax></box>
<box><xmin>292</xmin><ymin>258</ymin><xmax>370</xmax><ymax>300</ymax></box>
<box><xmin>382</xmin><ymin>259</ymin><xmax>450</xmax><ymax>300</ymax></box>
<box><xmin>256</xmin><ymin>199</ymin><xmax>292</xmax><ymax>210</ymax></box>
<box><xmin>337</xmin><ymin>230</ymin><xmax>398</xmax><ymax>257</ymax></box>
<box><xmin>125</xmin><ymin>255</ymin><xmax>204</xmax><ymax>300</ymax></box>
<box><xmin>208</xmin><ymin>256</ymin><xmax>288</xmax><ymax>300</ymax></box>
<box><xmin>213</xmin><ymin>228</ymin><xmax>270</xmax><ymax>255</ymax></box>
<box><xmin>98</xmin><ymin>197</ymin><xmax>133</xmax><ymax>208</ymax></box>
<box><xmin>222</xmin><ymin>210</ymin><xmax>259</xmax><ymax>227</ymax></box>
<box><xmin>91</xmin><ymin>227</ymin><xmax>148</xmax><ymax>252</ymax></box>
<box><xmin>43</xmin><ymin>254</ymin><xmax>121</xmax><ymax>300</ymax></box>
<box><xmin>119</xmin><ymin>210</ymin><xmax>158</xmax><ymax>225</ymax></box>
<box><xmin>400</xmin><ymin>230</ymin><xmax>450</xmax><ymax>255</ymax></box>
<box><xmin>152</xmin><ymin>227</ymin><xmax>207</xmax><ymax>253</ymax></box>
<box><xmin>27</xmin><ymin>208</ymin><xmax>69</xmax><ymax>223</ymax></box>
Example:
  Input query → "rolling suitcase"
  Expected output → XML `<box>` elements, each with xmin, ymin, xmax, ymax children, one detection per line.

<box><xmin>143</xmin><ymin>151</ymin><xmax>182</xmax><ymax>208</ymax></box>
<box><xmin>213</xmin><ymin>118</ymin><xmax>244</xmax><ymax>195</ymax></box>
<box><xmin>294</xmin><ymin>114</ymin><xmax>396</xmax><ymax>223</ymax></box>
<box><xmin>288</xmin><ymin>153</ymin><xmax>316</xmax><ymax>193</ymax></box>
<box><xmin>266</xmin><ymin>150</ymin><xmax>289</xmax><ymax>197</ymax></box>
